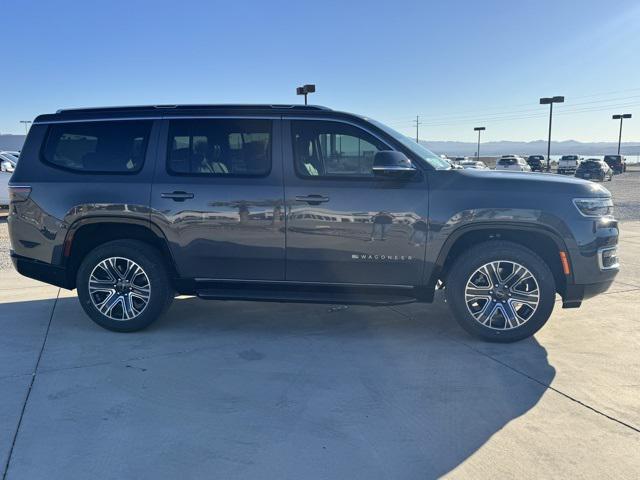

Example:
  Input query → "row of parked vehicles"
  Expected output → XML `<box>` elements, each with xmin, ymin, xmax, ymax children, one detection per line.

<box><xmin>447</xmin><ymin>154</ymin><xmax>627</xmax><ymax>181</ymax></box>
<box><xmin>1</xmin><ymin>150</ymin><xmax>20</xmax><ymax>206</ymax></box>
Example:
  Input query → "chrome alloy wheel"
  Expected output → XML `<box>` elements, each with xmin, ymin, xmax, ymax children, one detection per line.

<box><xmin>88</xmin><ymin>257</ymin><xmax>151</xmax><ymax>321</ymax></box>
<box><xmin>464</xmin><ymin>261</ymin><xmax>540</xmax><ymax>330</ymax></box>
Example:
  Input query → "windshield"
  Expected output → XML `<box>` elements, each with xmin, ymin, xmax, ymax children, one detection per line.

<box><xmin>367</xmin><ymin>118</ymin><xmax>451</xmax><ymax>170</ymax></box>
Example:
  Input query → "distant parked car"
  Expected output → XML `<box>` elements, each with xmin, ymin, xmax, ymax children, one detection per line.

<box><xmin>459</xmin><ymin>160</ymin><xmax>488</xmax><ymax>169</ymax></box>
<box><xmin>526</xmin><ymin>155</ymin><xmax>545</xmax><ymax>172</ymax></box>
<box><xmin>603</xmin><ymin>154</ymin><xmax>627</xmax><ymax>174</ymax></box>
<box><xmin>0</xmin><ymin>151</ymin><xmax>18</xmax><ymax>173</ymax></box>
<box><xmin>0</xmin><ymin>169</ymin><xmax>10</xmax><ymax>207</ymax></box>
<box><xmin>446</xmin><ymin>159</ymin><xmax>463</xmax><ymax>169</ymax></box>
<box><xmin>557</xmin><ymin>155</ymin><xmax>581</xmax><ymax>175</ymax></box>
<box><xmin>495</xmin><ymin>155</ymin><xmax>531</xmax><ymax>172</ymax></box>
<box><xmin>575</xmin><ymin>159</ymin><xmax>613</xmax><ymax>182</ymax></box>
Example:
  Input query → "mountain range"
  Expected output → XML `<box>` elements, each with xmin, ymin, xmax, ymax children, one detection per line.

<box><xmin>421</xmin><ymin>139</ymin><xmax>640</xmax><ymax>157</ymax></box>
<box><xmin>2</xmin><ymin>134</ymin><xmax>638</xmax><ymax>158</ymax></box>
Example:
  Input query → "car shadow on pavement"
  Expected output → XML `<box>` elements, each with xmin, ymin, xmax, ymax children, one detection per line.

<box><xmin>1</xmin><ymin>294</ymin><xmax>555</xmax><ymax>479</ymax></box>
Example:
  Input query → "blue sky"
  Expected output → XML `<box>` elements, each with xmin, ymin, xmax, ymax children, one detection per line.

<box><xmin>2</xmin><ymin>0</ymin><xmax>639</xmax><ymax>142</ymax></box>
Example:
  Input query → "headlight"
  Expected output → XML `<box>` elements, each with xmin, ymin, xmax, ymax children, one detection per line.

<box><xmin>573</xmin><ymin>197</ymin><xmax>614</xmax><ymax>217</ymax></box>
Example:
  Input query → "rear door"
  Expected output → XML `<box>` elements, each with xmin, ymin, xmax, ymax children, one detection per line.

<box><xmin>282</xmin><ymin>118</ymin><xmax>428</xmax><ymax>285</ymax></box>
<box><xmin>151</xmin><ymin>116</ymin><xmax>285</xmax><ymax>280</ymax></box>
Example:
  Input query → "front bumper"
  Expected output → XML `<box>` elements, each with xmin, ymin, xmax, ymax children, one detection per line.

<box><xmin>561</xmin><ymin>218</ymin><xmax>619</xmax><ymax>308</ymax></box>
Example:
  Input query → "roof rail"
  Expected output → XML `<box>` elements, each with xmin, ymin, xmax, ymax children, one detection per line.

<box><xmin>56</xmin><ymin>104</ymin><xmax>332</xmax><ymax>114</ymax></box>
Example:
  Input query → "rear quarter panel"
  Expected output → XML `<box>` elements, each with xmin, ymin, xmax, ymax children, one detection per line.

<box><xmin>8</xmin><ymin>121</ymin><xmax>160</xmax><ymax>265</ymax></box>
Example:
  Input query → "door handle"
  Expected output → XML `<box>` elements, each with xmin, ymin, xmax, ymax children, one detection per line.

<box><xmin>161</xmin><ymin>191</ymin><xmax>194</xmax><ymax>201</ymax></box>
<box><xmin>295</xmin><ymin>194</ymin><xmax>330</xmax><ymax>205</ymax></box>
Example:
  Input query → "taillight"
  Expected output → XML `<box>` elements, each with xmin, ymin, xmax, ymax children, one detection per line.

<box><xmin>8</xmin><ymin>185</ymin><xmax>31</xmax><ymax>203</ymax></box>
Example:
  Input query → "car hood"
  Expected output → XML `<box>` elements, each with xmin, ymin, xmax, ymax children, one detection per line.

<box><xmin>446</xmin><ymin>168</ymin><xmax>611</xmax><ymax>198</ymax></box>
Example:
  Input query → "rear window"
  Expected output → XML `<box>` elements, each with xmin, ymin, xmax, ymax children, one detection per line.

<box><xmin>498</xmin><ymin>158</ymin><xmax>516</xmax><ymax>165</ymax></box>
<box><xmin>561</xmin><ymin>155</ymin><xmax>578</xmax><ymax>161</ymax></box>
<box><xmin>43</xmin><ymin>121</ymin><xmax>152</xmax><ymax>173</ymax></box>
<box><xmin>167</xmin><ymin>119</ymin><xmax>272</xmax><ymax>176</ymax></box>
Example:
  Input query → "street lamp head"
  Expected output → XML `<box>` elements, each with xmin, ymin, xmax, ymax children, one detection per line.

<box><xmin>296</xmin><ymin>84</ymin><xmax>316</xmax><ymax>95</ymax></box>
<box><xmin>474</xmin><ymin>127</ymin><xmax>486</xmax><ymax>131</ymax></box>
<box><xmin>540</xmin><ymin>96</ymin><xmax>564</xmax><ymax>104</ymax></box>
<box><xmin>623</xmin><ymin>113</ymin><xmax>632</xmax><ymax>119</ymax></box>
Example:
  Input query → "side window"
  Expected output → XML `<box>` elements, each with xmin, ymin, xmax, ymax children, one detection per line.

<box><xmin>291</xmin><ymin>120</ymin><xmax>387</xmax><ymax>178</ymax></box>
<box><xmin>167</xmin><ymin>119</ymin><xmax>271</xmax><ymax>176</ymax></box>
<box><xmin>42</xmin><ymin>121</ymin><xmax>152</xmax><ymax>173</ymax></box>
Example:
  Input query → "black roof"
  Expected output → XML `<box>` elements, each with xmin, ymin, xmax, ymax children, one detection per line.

<box><xmin>34</xmin><ymin>104</ymin><xmax>333</xmax><ymax>123</ymax></box>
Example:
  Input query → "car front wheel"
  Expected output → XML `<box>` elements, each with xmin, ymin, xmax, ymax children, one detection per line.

<box><xmin>77</xmin><ymin>240</ymin><xmax>174</xmax><ymax>332</ymax></box>
<box><xmin>445</xmin><ymin>241</ymin><xmax>556</xmax><ymax>342</ymax></box>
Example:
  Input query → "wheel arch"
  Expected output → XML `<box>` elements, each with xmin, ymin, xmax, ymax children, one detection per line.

<box><xmin>62</xmin><ymin>217</ymin><xmax>177</xmax><ymax>289</ymax></box>
<box><xmin>428</xmin><ymin>223</ymin><xmax>571</xmax><ymax>297</ymax></box>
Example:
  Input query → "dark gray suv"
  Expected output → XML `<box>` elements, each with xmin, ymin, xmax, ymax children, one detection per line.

<box><xmin>8</xmin><ymin>105</ymin><xmax>619</xmax><ymax>342</ymax></box>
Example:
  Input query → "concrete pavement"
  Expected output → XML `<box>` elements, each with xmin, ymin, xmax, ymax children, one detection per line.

<box><xmin>1</xmin><ymin>224</ymin><xmax>639</xmax><ymax>479</ymax></box>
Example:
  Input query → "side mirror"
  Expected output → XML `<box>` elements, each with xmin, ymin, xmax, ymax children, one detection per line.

<box><xmin>372</xmin><ymin>151</ymin><xmax>417</xmax><ymax>178</ymax></box>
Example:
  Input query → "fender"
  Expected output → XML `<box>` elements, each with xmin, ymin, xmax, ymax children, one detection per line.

<box><xmin>423</xmin><ymin>220</ymin><xmax>573</xmax><ymax>293</ymax></box>
<box><xmin>60</xmin><ymin>215</ymin><xmax>175</xmax><ymax>268</ymax></box>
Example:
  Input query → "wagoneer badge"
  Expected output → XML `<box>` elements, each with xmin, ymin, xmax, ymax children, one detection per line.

<box><xmin>352</xmin><ymin>254</ymin><xmax>413</xmax><ymax>261</ymax></box>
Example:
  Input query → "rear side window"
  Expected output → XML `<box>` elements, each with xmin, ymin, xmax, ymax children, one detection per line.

<box><xmin>43</xmin><ymin>121</ymin><xmax>152</xmax><ymax>173</ymax></box>
<box><xmin>167</xmin><ymin>119</ymin><xmax>272</xmax><ymax>176</ymax></box>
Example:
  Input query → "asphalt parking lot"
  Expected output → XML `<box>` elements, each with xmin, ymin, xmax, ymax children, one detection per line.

<box><xmin>1</xmin><ymin>172</ymin><xmax>639</xmax><ymax>479</ymax></box>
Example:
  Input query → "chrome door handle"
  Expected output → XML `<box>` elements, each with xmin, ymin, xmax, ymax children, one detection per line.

<box><xmin>295</xmin><ymin>194</ymin><xmax>330</xmax><ymax>205</ymax></box>
<box><xmin>161</xmin><ymin>191</ymin><xmax>194</xmax><ymax>201</ymax></box>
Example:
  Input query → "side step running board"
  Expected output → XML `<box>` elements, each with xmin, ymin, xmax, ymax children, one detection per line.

<box><xmin>196</xmin><ymin>288</ymin><xmax>417</xmax><ymax>306</ymax></box>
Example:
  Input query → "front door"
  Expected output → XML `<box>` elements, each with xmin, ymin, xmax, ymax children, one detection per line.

<box><xmin>151</xmin><ymin>117</ymin><xmax>285</xmax><ymax>280</ymax></box>
<box><xmin>283</xmin><ymin>119</ymin><xmax>428</xmax><ymax>286</ymax></box>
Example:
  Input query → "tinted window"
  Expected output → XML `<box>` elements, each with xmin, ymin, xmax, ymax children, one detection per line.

<box><xmin>167</xmin><ymin>119</ymin><xmax>271</xmax><ymax>176</ymax></box>
<box><xmin>43</xmin><ymin>121</ymin><xmax>151</xmax><ymax>172</ymax></box>
<box><xmin>291</xmin><ymin>120</ymin><xmax>387</xmax><ymax>177</ymax></box>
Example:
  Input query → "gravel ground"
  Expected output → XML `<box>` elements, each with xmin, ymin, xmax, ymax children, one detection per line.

<box><xmin>0</xmin><ymin>170</ymin><xmax>638</xmax><ymax>271</ymax></box>
<box><xmin>601</xmin><ymin>168</ymin><xmax>640</xmax><ymax>221</ymax></box>
<box><xmin>0</xmin><ymin>213</ymin><xmax>10</xmax><ymax>270</ymax></box>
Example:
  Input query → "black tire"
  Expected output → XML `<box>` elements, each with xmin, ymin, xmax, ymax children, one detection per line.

<box><xmin>445</xmin><ymin>240</ymin><xmax>556</xmax><ymax>343</ymax></box>
<box><xmin>76</xmin><ymin>240</ymin><xmax>174</xmax><ymax>332</ymax></box>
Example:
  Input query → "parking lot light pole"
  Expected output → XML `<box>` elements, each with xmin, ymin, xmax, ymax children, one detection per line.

<box><xmin>612</xmin><ymin>114</ymin><xmax>632</xmax><ymax>154</ymax></box>
<box><xmin>540</xmin><ymin>96</ymin><xmax>564</xmax><ymax>172</ymax></box>
<box><xmin>296</xmin><ymin>84</ymin><xmax>316</xmax><ymax>105</ymax></box>
<box><xmin>474</xmin><ymin>127</ymin><xmax>485</xmax><ymax>160</ymax></box>
<box><xmin>19</xmin><ymin>120</ymin><xmax>32</xmax><ymax>135</ymax></box>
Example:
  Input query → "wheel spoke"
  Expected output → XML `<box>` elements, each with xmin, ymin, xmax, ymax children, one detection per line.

<box><xmin>499</xmin><ymin>301</ymin><xmax>520</xmax><ymax>329</ymax></box>
<box><xmin>475</xmin><ymin>301</ymin><xmax>498</xmax><ymax>326</ymax></box>
<box><xmin>465</xmin><ymin>286</ymin><xmax>492</xmax><ymax>297</ymax></box>
<box><xmin>502</xmin><ymin>265</ymin><xmax>528</xmax><ymax>289</ymax></box>
<box><xmin>482</xmin><ymin>262</ymin><xmax>501</xmax><ymax>286</ymax></box>
<box><xmin>510</xmin><ymin>290</ymin><xmax>539</xmax><ymax>307</ymax></box>
<box><xmin>97</xmin><ymin>292</ymin><xmax>122</xmax><ymax>318</ymax></box>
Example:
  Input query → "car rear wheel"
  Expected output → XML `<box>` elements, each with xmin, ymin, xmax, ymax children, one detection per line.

<box><xmin>77</xmin><ymin>240</ymin><xmax>174</xmax><ymax>332</ymax></box>
<box><xmin>445</xmin><ymin>241</ymin><xmax>556</xmax><ymax>342</ymax></box>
